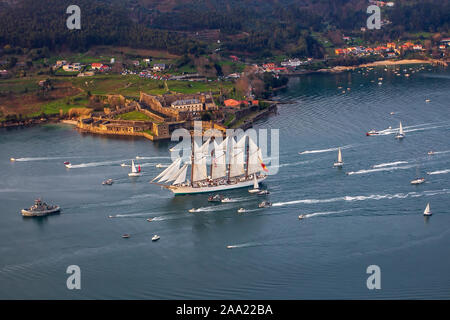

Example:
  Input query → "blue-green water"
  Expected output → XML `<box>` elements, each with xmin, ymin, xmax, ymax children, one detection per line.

<box><xmin>1</xmin><ymin>65</ymin><xmax>449</xmax><ymax>299</ymax></box>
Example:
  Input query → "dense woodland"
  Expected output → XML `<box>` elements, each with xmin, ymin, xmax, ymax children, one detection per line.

<box><xmin>0</xmin><ymin>0</ymin><xmax>449</xmax><ymax>58</ymax></box>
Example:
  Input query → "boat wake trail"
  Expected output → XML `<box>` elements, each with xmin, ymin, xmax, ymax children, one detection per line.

<box><xmin>226</xmin><ymin>242</ymin><xmax>263</xmax><ymax>249</ymax></box>
<box><xmin>347</xmin><ymin>164</ymin><xmax>413</xmax><ymax>175</ymax></box>
<box><xmin>298</xmin><ymin>145</ymin><xmax>353</xmax><ymax>155</ymax></box>
<box><xmin>191</xmin><ymin>204</ymin><xmax>235</xmax><ymax>212</ymax></box>
<box><xmin>273</xmin><ymin>189</ymin><xmax>450</xmax><ymax>207</ymax></box>
<box><xmin>427</xmin><ymin>169</ymin><xmax>450</xmax><ymax>175</ymax></box>
<box><xmin>372</xmin><ymin>161</ymin><xmax>409</xmax><ymax>168</ymax></box>
<box><xmin>303</xmin><ymin>209</ymin><xmax>353</xmax><ymax>219</ymax></box>
<box><xmin>12</xmin><ymin>156</ymin><xmax>70</xmax><ymax>162</ymax></box>
<box><xmin>377</xmin><ymin>122</ymin><xmax>450</xmax><ymax>136</ymax></box>
<box><xmin>135</xmin><ymin>156</ymin><xmax>171</xmax><ymax>160</ymax></box>
<box><xmin>67</xmin><ymin>160</ymin><xmax>127</xmax><ymax>168</ymax></box>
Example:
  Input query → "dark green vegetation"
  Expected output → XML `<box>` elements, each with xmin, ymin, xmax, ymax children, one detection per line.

<box><xmin>1</xmin><ymin>0</ymin><xmax>447</xmax><ymax>60</ymax></box>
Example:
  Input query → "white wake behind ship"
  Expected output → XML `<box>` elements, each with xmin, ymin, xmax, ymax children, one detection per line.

<box><xmin>151</xmin><ymin>136</ymin><xmax>268</xmax><ymax>195</ymax></box>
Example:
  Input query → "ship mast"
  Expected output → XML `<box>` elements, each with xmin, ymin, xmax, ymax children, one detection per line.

<box><xmin>210</xmin><ymin>137</ymin><xmax>215</xmax><ymax>180</ymax></box>
<box><xmin>190</xmin><ymin>134</ymin><xmax>194</xmax><ymax>187</ymax></box>
<box><xmin>245</xmin><ymin>136</ymin><xmax>249</xmax><ymax>179</ymax></box>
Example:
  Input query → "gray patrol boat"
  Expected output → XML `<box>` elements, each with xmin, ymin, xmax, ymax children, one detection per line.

<box><xmin>21</xmin><ymin>199</ymin><xmax>61</xmax><ymax>217</ymax></box>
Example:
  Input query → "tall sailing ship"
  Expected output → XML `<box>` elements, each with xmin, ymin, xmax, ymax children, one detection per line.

<box><xmin>151</xmin><ymin>136</ymin><xmax>268</xmax><ymax>195</ymax></box>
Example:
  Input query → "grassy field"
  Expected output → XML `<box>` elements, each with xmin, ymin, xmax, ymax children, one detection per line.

<box><xmin>115</xmin><ymin>111</ymin><xmax>152</xmax><ymax>121</ymax></box>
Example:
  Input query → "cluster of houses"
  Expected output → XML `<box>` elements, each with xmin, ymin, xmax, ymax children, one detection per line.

<box><xmin>369</xmin><ymin>1</ymin><xmax>395</xmax><ymax>7</ymax></box>
<box><xmin>53</xmin><ymin>60</ymin><xmax>82</xmax><ymax>72</ymax></box>
<box><xmin>53</xmin><ymin>60</ymin><xmax>112</xmax><ymax>73</ymax></box>
<box><xmin>334</xmin><ymin>42</ymin><xmax>430</xmax><ymax>58</ymax></box>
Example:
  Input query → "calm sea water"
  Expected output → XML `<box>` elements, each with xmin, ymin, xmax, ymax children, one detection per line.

<box><xmin>1</xmin><ymin>65</ymin><xmax>449</xmax><ymax>299</ymax></box>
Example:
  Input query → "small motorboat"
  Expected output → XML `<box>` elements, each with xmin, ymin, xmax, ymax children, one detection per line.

<box><xmin>366</xmin><ymin>130</ymin><xmax>379</xmax><ymax>136</ymax></box>
<box><xmin>298</xmin><ymin>214</ymin><xmax>306</xmax><ymax>220</ymax></box>
<box><xmin>226</xmin><ymin>245</ymin><xmax>233</xmax><ymax>249</ymax></box>
<box><xmin>136</xmin><ymin>156</ymin><xmax>142</xmax><ymax>159</ymax></box>
<box><xmin>156</xmin><ymin>163</ymin><xmax>164</xmax><ymax>168</ymax></box>
<box><xmin>423</xmin><ymin>203</ymin><xmax>432</xmax><ymax>216</ymax></box>
<box><xmin>258</xmin><ymin>201</ymin><xmax>272</xmax><ymax>208</ymax></box>
<box><xmin>122</xmin><ymin>234</ymin><xmax>130</xmax><ymax>239</ymax></box>
<box><xmin>102</xmin><ymin>179</ymin><xmax>114</xmax><ymax>185</ymax></box>
<box><xmin>411</xmin><ymin>177</ymin><xmax>425</xmax><ymax>185</ymax></box>
<box><xmin>390</xmin><ymin>112</ymin><xmax>395</xmax><ymax>115</ymax></box>
<box><xmin>188</xmin><ymin>208</ymin><xmax>196</xmax><ymax>213</ymax></box>
<box><xmin>64</xmin><ymin>161</ymin><xmax>70</xmax><ymax>165</ymax></box>
<box><xmin>10</xmin><ymin>157</ymin><xmax>16</xmax><ymax>162</ymax></box>
<box><xmin>237</xmin><ymin>208</ymin><xmax>246</xmax><ymax>213</ymax></box>
<box><xmin>221</xmin><ymin>197</ymin><xmax>233</xmax><ymax>203</ymax></box>
<box><xmin>108</xmin><ymin>215</ymin><xmax>114</xmax><ymax>218</ymax></box>
<box><xmin>147</xmin><ymin>218</ymin><xmax>153</xmax><ymax>222</ymax></box>
<box><xmin>120</xmin><ymin>163</ymin><xmax>127</xmax><ymax>167</ymax></box>
<box><xmin>208</xmin><ymin>194</ymin><xmax>224</xmax><ymax>202</ymax></box>
<box><xmin>152</xmin><ymin>235</ymin><xmax>160</xmax><ymax>241</ymax></box>
<box><xmin>257</xmin><ymin>190</ymin><xmax>270</xmax><ymax>195</ymax></box>
<box><xmin>427</xmin><ymin>151</ymin><xmax>435</xmax><ymax>155</ymax></box>
<box><xmin>425</xmin><ymin>99</ymin><xmax>431</xmax><ymax>103</ymax></box>
<box><xmin>65</xmin><ymin>163</ymin><xmax>72</xmax><ymax>168</ymax></box>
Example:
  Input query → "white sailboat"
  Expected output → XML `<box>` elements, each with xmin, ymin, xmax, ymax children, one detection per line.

<box><xmin>395</xmin><ymin>121</ymin><xmax>405</xmax><ymax>139</ymax></box>
<box><xmin>423</xmin><ymin>203</ymin><xmax>432</xmax><ymax>216</ymax></box>
<box><xmin>333</xmin><ymin>147</ymin><xmax>344</xmax><ymax>167</ymax></box>
<box><xmin>128</xmin><ymin>160</ymin><xmax>142</xmax><ymax>177</ymax></box>
<box><xmin>150</xmin><ymin>135</ymin><xmax>268</xmax><ymax>195</ymax></box>
<box><xmin>248</xmin><ymin>174</ymin><xmax>260</xmax><ymax>193</ymax></box>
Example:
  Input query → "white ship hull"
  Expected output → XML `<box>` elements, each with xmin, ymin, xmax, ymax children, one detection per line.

<box><xmin>167</xmin><ymin>176</ymin><xmax>267</xmax><ymax>195</ymax></box>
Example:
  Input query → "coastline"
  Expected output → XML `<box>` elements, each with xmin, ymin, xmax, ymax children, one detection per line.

<box><xmin>317</xmin><ymin>59</ymin><xmax>441</xmax><ymax>74</ymax></box>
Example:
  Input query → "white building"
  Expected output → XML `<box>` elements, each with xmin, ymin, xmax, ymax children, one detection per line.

<box><xmin>170</xmin><ymin>99</ymin><xmax>203</xmax><ymax>112</ymax></box>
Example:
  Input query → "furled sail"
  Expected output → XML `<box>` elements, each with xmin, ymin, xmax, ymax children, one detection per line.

<box><xmin>192</xmin><ymin>138</ymin><xmax>210</xmax><ymax>182</ymax></box>
<box><xmin>212</xmin><ymin>137</ymin><xmax>228</xmax><ymax>180</ymax></box>
<box><xmin>247</xmin><ymin>137</ymin><xmax>263</xmax><ymax>176</ymax></box>
<box><xmin>229</xmin><ymin>136</ymin><xmax>245</xmax><ymax>178</ymax></box>
<box><xmin>173</xmin><ymin>164</ymin><xmax>188</xmax><ymax>185</ymax></box>
<box><xmin>159</xmin><ymin>158</ymin><xmax>181</xmax><ymax>182</ymax></box>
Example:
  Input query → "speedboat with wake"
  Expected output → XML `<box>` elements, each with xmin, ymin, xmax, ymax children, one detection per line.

<box><xmin>128</xmin><ymin>160</ymin><xmax>142</xmax><ymax>177</ymax></box>
<box><xmin>188</xmin><ymin>208</ymin><xmax>197</xmax><ymax>213</ymax></box>
<box><xmin>208</xmin><ymin>194</ymin><xmax>224</xmax><ymax>203</ymax></box>
<box><xmin>427</xmin><ymin>151</ymin><xmax>435</xmax><ymax>155</ymax></box>
<box><xmin>333</xmin><ymin>147</ymin><xmax>344</xmax><ymax>168</ymax></box>
<box><xmin>366</xmin><ymin>129</ymin><xmax>380</xmax><ymax>136</ymax></box>
<box><xmin>10</xmin><ymin>157</ymin><xmax>16</xmax><ymax>162</ymax></box>
<box><xmin>257</xmin><ymin>190</ymin><xmax>270</xmax><ymax>195</ymax></box>
<box><xmin>298</xmin><ymin>214</ymin><xmax>306</xmax><ymax>220</ymax></box>
<box><xmin>156</xmin><ymin>163</ymin><xmax>164</xmax><ymax>168</ymax></box>
<box><xmin>21</xmin><ymin>199</ymin><xmax>60</xmax><ymax>217</ymax></box>
<box><xmin>237</xmin><ymin>208</ymin><xmax>246</xmax><ymax>213</ymax></box>
<box><xmin>411</xmin><ymin>177</ymin><xmax>425</xmax><ymax>185</ymax></box>
<box><xmin>64</xmin><ymin>161</ymin><xmax>70</xmax><ymax>166</ymax></box>
<box><xmin>258</xmin><ymin>201</ymin><xmax>272</xmax><ymax>208</ymax></box>
<box><xmin>147</xmin><ymin>218</ymin><xmax>153</xmax><ymax>222</ymax></box>
<box><xmin>221</xmin><ymin>197</ymin><xmax>233</xmax><ymax>203</ymax></box>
